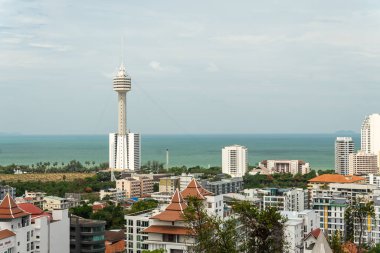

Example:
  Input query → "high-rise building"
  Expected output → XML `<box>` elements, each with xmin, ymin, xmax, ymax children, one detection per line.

<box><xmin>128</xmin><ymin>132</ymin><xmax>141</xmax><ymax>171</ymax></box>
<box><xmin>222</xmin><ymin>145</ymin><xmax>248</xmax><ymax>177</ymax></box>
<box><xmin>361</xmin><ymin>113</ymin><xmax>380</xmax><ymax>166</ymax></box>
<box><xmin>348</xmin><ymin>151</ymin><xmax>378</xmax><ymax>175</ymax></box>
<box><xmin>109</xmin><ymin>62</ymin><xmax>141</xmax><ymax>171</ymax></box>
<box><xmin>335</xmin><ymin>137</ymin><xmax>355</xmax><ymax>175</ymax></box>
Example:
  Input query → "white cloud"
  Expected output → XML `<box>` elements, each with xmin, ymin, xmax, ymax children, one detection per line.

<box><xmin>214</xmin><ymin>34</ymin><xmax>279</xmax><ymax>44</ymax></box>
<box><xmin>148</xmin><ymin>61</ymin><xmax>180</xmax><ymax>73</ymax></box>
<box><xmin>29</xmin><ymin>43</ymin><xmax>70</xmax><ymax>52</ymax></box>
<box><xmin>149</xmin><ymin>61</ymin><xmax>163</xmax><ymax>71</ymax></box>
<box><xmin>206</xmin><ymin>62</ymin><xmax>219</xmax><ymax>72</ymax></box>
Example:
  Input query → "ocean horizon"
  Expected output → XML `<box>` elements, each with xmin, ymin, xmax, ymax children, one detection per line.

<box><xmin>0</xmin><ymin>133</ymin><xmax>361</xmax><ymax>170</ymax></box>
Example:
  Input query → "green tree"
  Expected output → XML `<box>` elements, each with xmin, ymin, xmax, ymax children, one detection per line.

<box><xmin>344</xmin><ymin>207</ymin><xmax>354</xmax><ymax>242</ymax></box>
<box><xmin>368</xmin><ymin>243</ymin><xmax>380</xmax><ymax>253</ymax></box>
<box><xmin>70</xmin><ymin>204</ymin><xmax>92</xmax><ymax>219</ymax></box>
<box><xmin>345</xmin><ymin>197</ymin><xmax>375</xmax><ymax>252</ymax></box>
<box><xmin>183</xmin><ymin>196</ymin><xmax>239</xmax><ymax>253</ymax></box>
<box><xmin>330</xmin><ymin>230</ymin><xmax>343</xmax><ymax>253</ymax></box>
<box><xmin>142</xmin><ymin>249</ymin><xmax>166</xmax><ymax>253</ymax></box>
<box><xmin>232</xmin><ymin>200</ymin><xmax>287</xmax><ymax>253</ymax></box>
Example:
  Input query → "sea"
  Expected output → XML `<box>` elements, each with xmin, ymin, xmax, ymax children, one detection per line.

<box><xmin>0</xmin><ymin>134</ymin><xmax>360</xmax><ymax>170</ymax></box>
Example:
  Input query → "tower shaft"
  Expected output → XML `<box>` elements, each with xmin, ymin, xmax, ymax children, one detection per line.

<box><xmin>118</xmin><ymin>92</ymin><xmax>127</xmax><ymax>135</ymax></box>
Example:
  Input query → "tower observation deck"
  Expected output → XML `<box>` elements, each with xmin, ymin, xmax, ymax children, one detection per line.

<box><xmin>113</xmin><ymin>64</ymin><xmax>131</xmax><ymax>135</ymax></box>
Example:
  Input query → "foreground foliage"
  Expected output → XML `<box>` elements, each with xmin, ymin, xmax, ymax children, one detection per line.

<box><xmin>184</xmin><ymin>197</ymin><xmax>286</xmax><ymax>253</ymax></box>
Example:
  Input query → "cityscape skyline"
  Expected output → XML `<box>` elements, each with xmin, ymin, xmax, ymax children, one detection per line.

<box><xmin>2</xmin><ymin>1</ymin><xmax>380</xmax><ymax>135</ymax></box>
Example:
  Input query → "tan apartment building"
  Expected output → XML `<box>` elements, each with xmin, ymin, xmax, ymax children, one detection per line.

<box><xmin>349</xmin><ymin>151</ymin><xmax>378</xmax><ymax>175</ymax></box>
<box><xmin>116</xmin><ymin>176</ymin><xmax>154</xmax><ymax>198</ymax></box>
<box><xmin>159</xmin><ymin>177</ymin><xmax>180</xmax><ymax>193</ymax></box>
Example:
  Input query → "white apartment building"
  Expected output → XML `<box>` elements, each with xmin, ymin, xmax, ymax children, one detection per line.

<box><xmin>365</xmin><ymin>174</ymin><xmax>380</xmax><ymax>187</ymax></box>
<box><xmin>19</xmin><ymin>203</ymin><xmax>69</xmax><ymax>253</ymax></box>
<box><xmin>125</xmin><ymin>210</ymin><xmax>152</xmax><ymax>253</ymax></box>
<box><xmin>312</xmin><ymin>195</ymin><xmax>347</xmax><ymax>237</ymax></box>
<box><xmin>179</xmin><ymin>173</ymin><xmax>194</xmax><ymax>190</ymax></box>
<box><xmin>281</xmin><ymin>210</ymin><xmax>319</xmax><ymax>253</ymax></box>
<box><xmin>263</xmin><ymin>188</ymin><xmax>305</xmax><ymax>212</ymax></box>
<box><xmin>361</xmin><ymin>113</ymin><xmax>380</xmax><ymax>166</ymax></box>
<box><xmin>222</xmin><ymin>145</ymin><xmax>248</xmax><ymax>177</ymax></box>
<box><xmin>335</xmin><ymin>137</ymin><xmax>355</xmax><ymax>175</ymax></box>
<box><xmin>349</xmin><ymin>151</ymin><xmax>378</xmax><ymax>175</ymax></box>
<box><xmin>259</xmin><ymin>160</ymin><xmax>310</xmax><ymax>175</ymax></box>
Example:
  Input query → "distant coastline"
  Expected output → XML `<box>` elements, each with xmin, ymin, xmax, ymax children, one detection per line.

<box><xmin>0</xmin><ymin>133</ymin><xmax>361</xmax><ymax>169</ymax></box>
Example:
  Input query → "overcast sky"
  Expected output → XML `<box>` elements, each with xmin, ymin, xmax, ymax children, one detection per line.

<box><xmin>1</xmin><ymin>0</ymin><xmax>380</xmax><ymax>135</ymax></box>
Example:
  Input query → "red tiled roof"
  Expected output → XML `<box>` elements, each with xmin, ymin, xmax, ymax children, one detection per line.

<box><xmin>93</xmin><ymin>204</ymin><xmax>106</xmax><ymax>211</ymax></box>
<box><xmin>18</xmin><ymin>203</ymin><xmax>51</xmax><ymax>222</ymax></box>
<box><xmin>151</xmin><ymin>189</ymin><xmax>187</xmax><ymax>221</ymax></box>
<box><xmin>0</xmin><ymin>229</ymin><xmax>15</xmax><ymax>240</ymax></box>
<box><xmin>143</xmin><ymin>225</ymin><xmax>193</xmax><ymax>235</ymax></box>
<box><xmin>105</xmin><ymin>230</ymin><xmax>125</xmax><ymax>243</ymax></box>
<box><xmin>310</xmin><ymin>228</ymin><xmax>321</xmax><ymax>238</ymax></box>
<box><xmin>0</xmin><ymin>194</ymin><xmax>29</xmax><ymax>219</ymax></box>
<box><xmin>181</xmin><ymin>179</ymin><xmax>213</xmax><ymax>200</ymax></box>
<box><xmin>308</xmin><ymin>174</ymin><xmax>365</xmax><ymax>184</ymax></box>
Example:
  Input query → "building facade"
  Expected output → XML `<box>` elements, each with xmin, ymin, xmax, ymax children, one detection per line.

<box><xmin>348</xmin><ymin>151</ymin><xmax>378</xmax><ymax>175</ymax></box>
<box><xmin>159</xmin><ymin>177</ymin><xmax>180</xmax><ymax>193</ymax></box>
<box><xmin>70</xmin><ymin>215</ymin><xmax>106</xmax><ymax>253</ymax></box>
<box><xmin>200</xmin><ymin>177</ymin><xmax>244</xmax><ymax>195</ymax></box>
<box><xmin>361</xmin><ymin>114</ymin><xmax>380</xmax><ymax>158</ymax></box>
<box><xmin>116</xmin><ymin>176</ymin><xmax>154</xmax><ymax>198</ymax></box>
<box><xmin>259</xmin><ymin>160</ymin><xmax>310</xmax><ymax>175</ymax></box>
<box><xmin>222</xmin><ymin>145</ymin><xmax>248</xmax><ymax>177</ymax></box>
<box><xmin>335</xmin><ymin>137</ymin><xmax>355</xmax><ymax>175</ymax></box>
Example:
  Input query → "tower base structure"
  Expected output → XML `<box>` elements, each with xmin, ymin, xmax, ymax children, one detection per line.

<box><xmin>109</xmin><ymin>132</ymin><xmax>141</xmax><ymax>171</ymax></box>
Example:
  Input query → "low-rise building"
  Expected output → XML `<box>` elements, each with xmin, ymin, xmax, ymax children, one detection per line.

<box><xmin>100</xmin><ymin>188</ymin><xmax>126</xmax><ymax>201</ymax></box>
<box><xmin>0</xmin><ymin>185</ymin><xmax>15</xmax><ymax>200</ymax></box>
<box><xmin>43</xmin><ymin>196</ymin><xmax>70</xmax><ymax>211</ymax></box>
<box><xmin>159</xmin><ymin>177</ymin><xmax>180</xmax><ymax>193</ymax></box>
<box><xmin>259</xmin><ymin>160</ymin><xmax>310</xmax><ymax>175</ymax></box>
<box><xmin>70</xmin><ymin>215</ymin><xmax>106</xmax><ymax>253</ymax></box>
<box><xmin>200</xmin><ymin>177</ymin><xmax>244</xmax><ymax>195</ymax></box>
<box><xmin>150</xmin><ymin>192</ymin><xmax>173</xmax><ymax>204</ymax></box>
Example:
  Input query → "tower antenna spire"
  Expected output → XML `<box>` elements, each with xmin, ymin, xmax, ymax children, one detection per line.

<box><xmin>121</xmin><ymin>36</ymin><xmax>125</xmax><ymax>67</ymax></box>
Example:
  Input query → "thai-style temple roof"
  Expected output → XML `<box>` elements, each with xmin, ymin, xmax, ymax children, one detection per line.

<box><xmin>0</xmin><ymin>194</ymin><xmax>29</xmax><ymax>219</ymax></box>
<box><xmin>150</xmin><ymin>189</ymin><xmax>187</xmax><ymax>221</ymax></box>
<box><xmin>181</xmin><ymin>178</ymin><xmax>213</xmax><ymax>200</ymax></box>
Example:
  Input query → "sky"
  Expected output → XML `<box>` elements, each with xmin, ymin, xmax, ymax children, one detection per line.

<box><xmin>1</xmin><ymin>0</ymin><xmax>380</xmax><ymax>135</ymax></box>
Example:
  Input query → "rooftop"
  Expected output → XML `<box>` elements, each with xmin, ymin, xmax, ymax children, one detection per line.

<box><xmin>0</xmin><ymin>229</ymin><xmax>15</xmax><ymax>240</ymax></box>
<box><xmin>308</xmin><ymin>174</ymin><xmax>365</xmax><ymax>184</ymax></box>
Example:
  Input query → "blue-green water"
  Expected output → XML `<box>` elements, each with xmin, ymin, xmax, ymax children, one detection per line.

<box><xmin>0</xmin><ymin>134</ymin><xmax>360</xmax><ymax>170</ymax></box>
